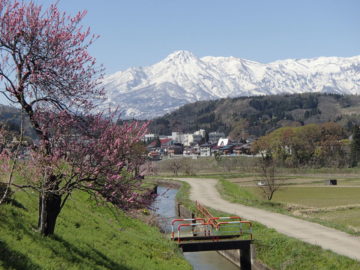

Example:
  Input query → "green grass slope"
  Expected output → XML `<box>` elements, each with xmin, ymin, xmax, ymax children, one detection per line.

<box><xmin>0</xmin><ymin>189</ymin><xmax>191</xmax><ymax>270</ymax></box>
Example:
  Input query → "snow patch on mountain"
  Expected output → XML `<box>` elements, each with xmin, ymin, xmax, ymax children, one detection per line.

<box><xmin>101</xmin><ymin>50</ymin><xmax>360</xmax><ymax>119</ymax></box>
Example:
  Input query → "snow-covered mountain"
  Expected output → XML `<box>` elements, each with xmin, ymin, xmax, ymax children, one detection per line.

<box><xmin>102</xmin><ymin>50</ymin><xmax>360</xmax><ymax>119</ymax></box>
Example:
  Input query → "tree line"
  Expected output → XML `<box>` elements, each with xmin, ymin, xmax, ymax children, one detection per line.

<box><xmin>252</xmin><ymin>122</ymin><xmax>360</xmax><ymax>168</ymax></box>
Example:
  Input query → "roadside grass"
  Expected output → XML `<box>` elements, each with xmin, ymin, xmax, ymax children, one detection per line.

<box><xmin>310</xmin><ymin>208</ymin><xmax>360</xmax><ymax>233</ymax></box>
<box><xmin>0</xmin><ymin>187</ymin><xmax>191</xmax><ymax>270</ymax></box>
<box><xmin>217</xmin><ymin>179</ymin><xmax>283</xmax><ymax>211</ymax></box>
<box><xmin>218</xmin><ymin>178</ymin><xmax>360</xmax><ymax>235</ymax></box>
<box><xmin>176</xmin><ymin>181</ymin><xmax>360</xmax><ymax>270</ymax></box>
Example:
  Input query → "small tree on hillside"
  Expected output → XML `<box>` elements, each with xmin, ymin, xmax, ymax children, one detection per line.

<box><xmin>167</xmin><ymin>158</ymin><xmax>182</xmax><ymax>176</ymax></box>
<box><xmin>218</xmin><ymin>157</ymin><xmax>237</xmax><ymax>172</ymax></box>
<box><xmin>181</xmin><ymin>158</ymin><xmax>196</xmax><ymax>176</ymax></box>
<box><xmin>256</xmin><ymin>157</ymin><xmax>281</xmax><ymax>201</ymax></box>
<box><xmin>140</xmin><ymin>161</ymin><xmax>158</xmax><ymax>176</ymax></box>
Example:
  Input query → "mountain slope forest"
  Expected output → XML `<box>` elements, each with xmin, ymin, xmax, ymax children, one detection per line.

<box><xmin>149</xmin><ymin>93</ymin><xmax>360</xmax><ymax>138</ymax></box>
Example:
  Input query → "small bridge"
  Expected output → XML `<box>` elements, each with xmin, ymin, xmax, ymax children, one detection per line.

<box><xmin>171</xmin><ymin>201</ymin><xmax>253</xmax><ymax>270</ymax></box>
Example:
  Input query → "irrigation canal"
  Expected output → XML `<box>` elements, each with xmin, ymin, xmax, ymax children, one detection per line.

<box><xmin>152</xmin><ymin>186</ymin><xmax>239</xmax><ymax>270</ymax></box>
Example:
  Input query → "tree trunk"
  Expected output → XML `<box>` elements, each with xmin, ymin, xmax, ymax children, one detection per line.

<box><xmin>38</xmin><ymin>190</ymin><xmax>62</xmax><ymax>236</ymax></box>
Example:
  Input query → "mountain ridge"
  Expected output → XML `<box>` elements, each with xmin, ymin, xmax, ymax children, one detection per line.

<box><xmin>102</xmin><ymin>51</ymin><xmax>360</xmax><ymax>119</ymax></box>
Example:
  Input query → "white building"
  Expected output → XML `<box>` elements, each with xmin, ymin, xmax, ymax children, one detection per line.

<box><xmin>182</xmin><ymin>133</ymin><xmax>192</xmax><ymax>146</ymax></box>
<box><xmin>217</xmin><ymin>138</ymin><xmax>229</xmax><ymax>147</ymax></box>
<box><xmin>172</xmin><ymin>131</ymin><xmax>205</xmax><ymax>146</ymax></box>
<box><xmin>200</xmin><ymin>145</ymin><xmax>211</xmax><ymax>156</ymax></box>
<box><xmin>144</xmin><ymin>133</ymin><xmax>157</xmax><ymax>142</ymax></box>
<box><xmin>172</xmin><ymin>132</ymin><xmax>184</xmax><ymax>144</ymax></box>
<box><xmin>209</xmin><ymin>132</ymin><xmax>225</xmax><ymax>144</ymax></box>
<box><xmin>192</xmin><ymin>134</ymin><xmax>203</xmax><ymax>144</ymax></box>
<box><xmin>194</xmin><ymin>129</ymin><xmax>206</xmax><ymax>138</ymax></box>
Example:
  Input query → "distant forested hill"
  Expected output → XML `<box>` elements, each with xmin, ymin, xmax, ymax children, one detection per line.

<box><xmin>2</xmin><ymin>93</ymin><xmax>360</xmax><ymax>141</ymax></box>
<box><xmin>149</xmin><ymin>93</ymin><xmax>360</xmax><ymax>139</ymax></box>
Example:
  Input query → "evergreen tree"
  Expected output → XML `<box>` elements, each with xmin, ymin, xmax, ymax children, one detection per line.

<box><xmin>155</xmin><ymin>137</ymin><xmax>161</xmax><ymax>148</ymax></box>
<box><xmin>204</xmin><ymin>131</ymin><xmax>209</xmax><ymax>143</ymax></box>
<box><xmin>350</xmin><ymin>125</ymin><xmax>360</xmax><ymax>167</ymax></box>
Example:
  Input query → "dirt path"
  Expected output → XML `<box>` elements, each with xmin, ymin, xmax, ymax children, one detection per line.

<box><xmin>178</xmin><ymin>178</ymin><xmax>360</xmax><ymax>261</ymax></box>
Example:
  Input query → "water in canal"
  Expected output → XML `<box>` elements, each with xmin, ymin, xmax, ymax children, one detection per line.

<box><xmin>152</xmin><ymin>186</ymin><xmax>239</xmax><ymax>270</ymax></box>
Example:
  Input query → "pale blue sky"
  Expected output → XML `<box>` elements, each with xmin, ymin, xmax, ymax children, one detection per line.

<box><xmin>37</xmin><ymin>0</ymin><xmax>360</xmax><ymax>74</ymax></box>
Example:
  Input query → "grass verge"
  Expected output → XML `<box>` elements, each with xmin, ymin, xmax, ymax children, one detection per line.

<box><xmin>176</xmin><ymin>180</ymin><xmax>360</xmax><ymax>270</ymax></box>
<box><xmin>0</xmin><ymin>188</ymin><xmax>191</xmax><ymax>270</ymax></box>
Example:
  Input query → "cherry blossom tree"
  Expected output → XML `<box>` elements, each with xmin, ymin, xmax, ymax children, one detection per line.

<box><xmin>0</xmin><ymin>0</ymin><xmax>103</xmax><ymax>116</ymax></box>
<box><xmin>22</xmin><ymin>111</ymin><xmax>148</xmax><ymax>235</ymax></box>
<box><xmin>0</xmin><ymin>0</ymin><xmax>149</xmax><ymax>235</ymax></box>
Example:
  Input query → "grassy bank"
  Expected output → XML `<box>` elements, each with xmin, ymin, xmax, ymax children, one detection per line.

<box><xmin>176</xmin><ymin>180</ymin><xmax>360</xmax><ymax>270</ymax></box>
<box><xmin>0</xmin><ymin>187</ymin><xmax>191</xmax><ymax>270</ymax></box>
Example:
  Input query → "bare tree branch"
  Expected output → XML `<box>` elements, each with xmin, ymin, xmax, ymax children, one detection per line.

<box><xmin>0</xmin><ymin>109</ymin><xmax>24</xmax><ymax>205</ymax></box>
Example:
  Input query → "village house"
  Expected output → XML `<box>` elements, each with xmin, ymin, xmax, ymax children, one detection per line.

<box><xmin>168</xmin><ymin>143</ymin><xmax>184</xmax><ymax>155</ymax></box>
<box><xmin>143</xmin><ymin>133</ymin><xmax>157</xmax><ymax>143</ymax></box>
<box><xmin>144</xmin><ymin>129</ymin><xmax>256</xmax><ymax>159</ymax></box>
<box><xmin>209</xmin><ymin>132</ymin><xmax>225</xmax><ymax>144</ymax></box>
<box><xmin>219</xmin><ymin>144</ymin><xmax>235</xmax><ymax>155</ymax></box>
<box><xmin>199</xmin><ymin>143</ymin><xmax>212</xmax><ymax>156</ymax></box>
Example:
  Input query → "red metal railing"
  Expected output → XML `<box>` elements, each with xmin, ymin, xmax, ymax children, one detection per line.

<box><xmin>172</xmin><ymin>202</ymin><xmax>253</xmax><ymax>242</ymax></box>
<box><xmin>176</xmin><ymin>223</ymin><xmax>212</xmax><ymax>243</ymax></box>
<box><xmin>215</xmin><ymin>220</ymin><xmax>253</xmax><ymax>240</ymax></box>
<box><xmin>171</xmin><ymin>218</ymin><xmax>206</xmax><ymax>239</ymax></box>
